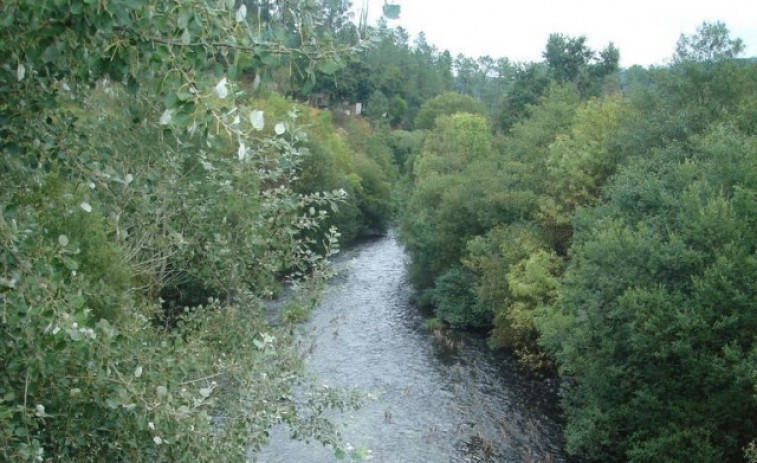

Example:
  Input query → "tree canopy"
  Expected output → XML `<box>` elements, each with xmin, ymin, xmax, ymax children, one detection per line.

<box><xmin>397</xmin><ymin>21</ymin><xmax>757</xmax><ymax>462</ymax></box>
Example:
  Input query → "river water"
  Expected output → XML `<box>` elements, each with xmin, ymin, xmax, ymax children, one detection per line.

<box><xmin>256</xmin><ymin>234</ymin><xmax>567</xmax><ymax>462</ymax></box>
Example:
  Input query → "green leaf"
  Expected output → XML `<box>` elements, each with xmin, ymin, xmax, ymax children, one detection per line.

<box><xmin>178</xmin><ymin>10</ymin><xmax>193</xmax><ymax>29</ymax></box>
<box><xmin>317</xmin><ymin>59</ymin><xmax>342</xmax><ymax>75</ymax></box>
<box><xmin>227</xmin><ymin>64</ymin><xmax>239</xmax><ymax>80</ymax></box>
<box><xmin>259</xmin><ymin>53</ymin><xmax>277</xmax><ymax>66</ymax></box>
<box><xmin>63</xmin><ymin>257</ymin><xmax>79</xmax><ymax>271</ymax></box>
<box><xmin>176</xmin><ymin>90</ymin><xmax>194</xmax><ymax>102</ymax></box>
<box><xmin>66</xmin><ymin>294</ymin><xmax>86</xmax><ymax>309</ymax></box>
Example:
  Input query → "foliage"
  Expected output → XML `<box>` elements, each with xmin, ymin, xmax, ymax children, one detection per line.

<box><xmin>543</xmin><ymin>33</ymin><xmax>619</xmax><ymax>97</ymax></box>
<box><xmin>399</xmin><ymin>86</ymin><xmax>580</xmax><ymax>333</ymax></box>
<box><xmin>414</xmin><ymin>92</ymin><xmax>488</xmax><ymax>130</ymax></box>
<box><xmin>399</xmin><ymin>113</ymin><xmax>493</xmax><ymax>292</ymax></box>
<box><xmin>494</xmin><ymin>63</ymin><xmax>551</xmax><ymax>133</ymax></box>
<box><xmin>503</xmin><ymin>249</ymin><xmax>561</xmax><ymax>371</ymax></box>
<box><xmin>429</xmin><ymin>266</ymin><xmax>488</xmax><ymax>329</ymax></box>
<box><xmin>540</xmin><ymin>126</ymin><xmax>757</xmax><ymax>462</ymax></box>
<box><xmin>394</xmin><ymin>20</ymin><xmax>757</xmax><ymax>463</ymax></box>
<box><xmin>464</xmin><ymin>224</ymin><xmax>552</xmax><ymax>356</ymax></box>
<box><xmin>543</xmin><ymin>34</ymin><xmax>596</xmax><ymax>82</ymax></box>
<box><xmin>312</xmin><ymin>26</ymin><xmax>455</xmax><ymax>129</ymax></box>
<box><xmin>388</xmin><ymin>95</ymin><xmax>409</xmax><ymax>126</ymax></box>
<box><xmin>288</xmin><ymin>105</ymin><xmax>397</xmax><ymax>244</ymax></box>
<box><xmin>452</xmin><ymin>55</ymin><xmax>515</xmax><ymax>114</ymax></box>
<box><xmin>0</xmin><ymin>0</ymin><xmax>374</xmax><ymax>461</ymax></box>
<box><xmin>675</xmin><ymin>21</ymin><xmax>745</xmax><ymax>63</ymax></box>
<box><xmin>364</xmin><ymin>90</ymin><xmax>389</xmax><ymax>123</ymax></box>
<box><xmin>747</xmin><ymin>440</ymin><xmax>757</xmax><ymax>463</ymax></box>
<box><xmin>538</xmin><ymin>94</ymin><xmax>632</xmax><ymax>251</ymax></box>
<box><xmin>387</xmin><ymin>129</ymin><xmax>427</xmax><ymax>172</ymax></box>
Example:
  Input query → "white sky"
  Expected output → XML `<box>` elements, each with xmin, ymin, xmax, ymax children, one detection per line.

<box><xmin>355</xmin><ymin>0</ymin><xmax>757</xmax><ymax>67</ymax></box>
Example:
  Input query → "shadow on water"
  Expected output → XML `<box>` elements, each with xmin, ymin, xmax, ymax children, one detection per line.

<box><xmin>255</xmin><ymin>233</ymin><xmax>569</xmax><ymax>463</ymax></box>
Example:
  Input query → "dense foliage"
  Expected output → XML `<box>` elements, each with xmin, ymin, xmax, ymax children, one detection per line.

<box><xmin>397</xmin><ymin>22</ymin><xmax>757</xmax><ymax>461</ymax></box>
<box><xmin>0</xmin><ymin>0</ymin><xmax>393</xmax><ymax>461</ymax></box>
<box><xmin>311</xmin><ymin>25</ymin><xmax>456</xmax><ymax>129</ymax></box>
<box><xmin>3</xmin><ymin>2</ymin><xmax>756</xmax><ymax>461</ymax></box>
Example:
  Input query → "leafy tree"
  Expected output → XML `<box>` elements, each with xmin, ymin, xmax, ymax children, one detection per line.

<box><xmin>429</xmin><ymin>266</ymin><xmax>488</xmax><ymax>329</ymax></box>
<box><xmin>464</xmin><ymin>223</ymin><xmax>557</xmax><ymax>369</ymax></box>
<box><xmin>387</xmin><ymin>129</ymin><xmax>427</xmax><ymax>171</ymax></box>
<box><xmin>540</xmin><ymin>127</ymin><xmax>757</xmax><ymax>462</ymax></box>
<box><xmin>494</xmin><ymin>62</ymin><xmax>551</xmax><ymax>133</ymax></box>
<box><xmin>414</xmin><ymin>113</ymin><xmax>492</xmax><ymax>177</ymax></box>
<box><xmin>399</xmin><ymin>114</ymin><xmax>493</xmax><ymax>293</ymax></box>
<box><xmin>537</xmin><ymin>94</ymin><xmax>632</xmax><ymax>251</ymax></box>
<box><xmin>543</xmin><ymin>34</ymin><xmax>595</xmax><ymax>82</ymax></box>
<box><xmin>543</xmin><ymin>33</ymin><xmax>619</xmax><ymax>97</ymax></box>
<box><xmin>0</xmin><ymin>0</ymin><xmax>369</xmax><ymax>461</ymax></box>
<box><xmin>364</xmin><ymin>89</ymin><xmax>389</xmax><ymax>123</ymax></box>
<box><xmin>675</xmin><ymin>21</ymin><xmax>745</xmax><ymax>63</ymax></box>
<box><xmin>414</xmin><ymin>92</ymin><xmax>487</xmax><ymax>130</ymax></box>
<box><xmin>388</xmin><ymin>94</ymin><xmax>409</xmax><ymax>126</ymax></box>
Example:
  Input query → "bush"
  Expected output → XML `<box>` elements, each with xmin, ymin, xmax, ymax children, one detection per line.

<box><xmin>0</xmin><ymin>1</ymin><xmax>365</xmax><ymax>460</ymax></box>
<box><xmin>430</xmin><ymin>266</ymin><xmax>490</xmax><ymax>329</ymax></box>
<box><xmin>540</xmin><ymin>127</ymin><xmax>757</xmax><ymax>461</ymax></box>
<box><xmin>414</xmin><ymin>92</ymin><xmax>488</xmax><ymax>130</ymax></box>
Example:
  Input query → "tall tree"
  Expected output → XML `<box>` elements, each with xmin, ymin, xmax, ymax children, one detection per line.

<box><xmin>542</xmin><ymin>33</ymin><xmax>619</xmax><ymax>97</ymax></box>
<box><xmin>543</xmin><ymin>34</ymin><xmax>595</xmax><ymax>82</ymax></box>
<box><xmin>675</xmin><ymin>21</ymin><xmax>745</xmax><ymax>63</ymax></box>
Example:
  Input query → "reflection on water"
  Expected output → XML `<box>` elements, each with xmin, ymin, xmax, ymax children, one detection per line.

<box><xmin>255</xmin><ymin>234</ymin><xmax>566</xmax><ymax>462</ymax></box>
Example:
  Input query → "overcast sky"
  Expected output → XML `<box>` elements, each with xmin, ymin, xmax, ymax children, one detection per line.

<box><xmin>354</xmin><ymin>0</ymin><xmax>757</xmax><ymax>67</ymax></box>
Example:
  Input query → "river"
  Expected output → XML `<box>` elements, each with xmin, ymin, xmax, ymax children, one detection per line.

<box><xmin>256</xmin><ymin>233</ymin><xmax>567</xmax><ymax>462</ymax></box>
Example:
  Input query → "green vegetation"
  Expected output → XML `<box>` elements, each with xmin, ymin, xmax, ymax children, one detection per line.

<box><xmin>2</xmin><ymin>1</ymin><xmax>755</xmax><ymax>461</ymax></box>
<box><xmin>397</xmin><ymin>21</ymin><xmax>757</xmax><ymax>462</ymax></box>
<box><xmin>1</xmin><ymin>1</ymin><xmax>395</xmax><ymax>461</ymax></box>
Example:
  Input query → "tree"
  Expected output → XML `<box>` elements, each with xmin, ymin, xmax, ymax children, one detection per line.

<box><xmin>494</xmin><ymin>63</ymin><xmax>551</xmax><ymax>133</ymax></box>
<box><xmin>543</xmin><ymin>34</ymin><xmax>595</xmax><ymax>82</ymax></box>
<box><xmin>364</xmin><ymin>89</ymin><xmax>389</xmax><ymax>122</ymax></box>
<box><xmin>539</xmin><ymin>126</ymin><xmax>757</xmax><ymax>463</ymax></box>
<box><xmin>399</xmin><ymin>113</ymin><xmax>493</xmax><ymax>294</ymax></box>
<box><xmin>414</xmin><ymin>92</ymin><xmax>487</xmax><ymax>130</ymax></box>
<box><xmin>542</xmin><ymin>34</ymin><xmax>620</xmax><ymax>97</ymax></box>
<box><xmin>0</xmin><ymin>1</ymin><xmax>365</xmax><ymax>461</ymax></box>
<box><xmin>388</xmin><ymin>95</ymin><xmax>409</xmax><ymax>126</ymax></box>
<box><xmin>675</xmin><ymin>21</ymin><xmax>745</xmax><ymax>63</ymax></box>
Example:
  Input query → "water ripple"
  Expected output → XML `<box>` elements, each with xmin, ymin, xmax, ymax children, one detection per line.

<box><xmin>255</xmin><ymin>234</ymin><xmax>566</xmax><ymax>463</ymax></box>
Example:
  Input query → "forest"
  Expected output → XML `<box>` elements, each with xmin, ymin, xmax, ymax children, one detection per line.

<box><xmin>1</xmin><ymin>0</ymin><xmax>755</xmax><ymax>462</ymax></box>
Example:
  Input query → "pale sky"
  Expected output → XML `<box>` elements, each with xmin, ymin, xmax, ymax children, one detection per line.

<box><xmin>355</xmin><ymin>0</ymin><xmax>757</xmax><ymax>67</ymax></box>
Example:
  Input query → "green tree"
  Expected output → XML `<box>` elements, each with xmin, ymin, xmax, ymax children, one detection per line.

<box><xmin>0</xmin><ymin>1</ymin><xmax>366</xmax><ymax>461</ymax></box>
<box><xmin>540</xmin><ymin>127</ymin><xmax>757</xmax><ymax>462</ymax></box>
<box><xmin>414</xmin><ymin>113</ymin><xmax>492</xmax><ymax>177</ymax></box>
<box><xmin>675</xmin><ymin>21</ymin><xmax>745</xmax><ymax>63</ymax></box>
<box><xmin>541</xmin><ymin>33</ymin><xmax>620</xmax><ymax>98</ymax></box>
<box><xmin>399</xmin><ymin>114</ymin><xmax>492</xmax><ymax>293</ymax></box>
<box><xmin>543</xmin><ymin>34</ymin><xmax>595</xmax><ymax>82</ymax></box>
<box><xmin>414</xmin><ymin>92</ymin><xmax>487</xmax><ymax>130</ymax></box>
<box><xmin>494</xmin><ymin>62</ymin><xmax>551</xmax><ymax>133</ymax></box>
<box><xmin>364</xmin><ymin>89</ymin><xmax>389</xmax><ymax>123</ymax></box>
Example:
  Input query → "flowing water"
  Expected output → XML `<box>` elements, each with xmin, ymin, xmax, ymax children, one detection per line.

<box><xmin>256</xmin><ymin>234</ymin><xmax>567</xmax><ymax>462</ymax></box>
